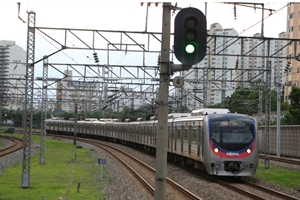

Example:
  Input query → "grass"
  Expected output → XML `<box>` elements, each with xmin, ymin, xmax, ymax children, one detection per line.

<box><xmin>0</xmin><ymin>132</ymin><xmax>109</xmax><ymax>200</ymax></box>
<box><xmin>255</xmin><ymin>162</ymin><xmax>300</xmax><ymax>189</ymax></box>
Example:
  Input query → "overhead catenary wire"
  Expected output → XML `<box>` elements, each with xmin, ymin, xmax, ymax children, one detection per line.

<box><xmin>208</xmin><ymin>3</ymin><xmax>288</xmax><ymax>55</ymax></box>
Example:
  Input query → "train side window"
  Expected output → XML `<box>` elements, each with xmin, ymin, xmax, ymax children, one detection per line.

<box><xmin>177</xmin><ymin>126</ymin><xmax>181</xmax><ymax>140</ymax></box>
<box><xmin>192</xmin><ymin>128</ymin><xmax>197</xmax><ymax>143</ymax></box>
<box><xmin>184</xmin><ymin>127</ymin><xmax>189</xmax><ymax>141</ymax></box>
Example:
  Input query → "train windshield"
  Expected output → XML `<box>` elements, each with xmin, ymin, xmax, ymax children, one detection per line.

<box><xmin>210</xmin><ymin>120</ymin><xmax>254</xmax><ymax>150</ymax></box>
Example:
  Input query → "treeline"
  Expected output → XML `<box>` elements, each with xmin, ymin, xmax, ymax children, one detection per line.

<box><xmin>1</xmin><ymin>86</ymin><xmax>300</xmax><ymax>126</ymax></box>
<box><xmin>208</xmin><ymin>86</ymin><xmax>300</xmax><ymax>125</ymax></box>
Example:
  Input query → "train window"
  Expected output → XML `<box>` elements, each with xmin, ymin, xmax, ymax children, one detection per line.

<box><xmin>176</xmin><ymin>126</ymin><xmax>182</xmax><ymax>140</ymax></box>
<box><xmin>219</xmin><ymin>120</ymin><xmax>246</xmax><ymax>127</ymax></box>
<box><xmin>222</xmin><ymin>129</ymin><xmax>253</xmax><ymax>144</ymax></box>
<box><xmin>210</xmin><ymin>127</ymin><xmax>220</xmax><ymax>143</ymax></box>
<box><xmin>184</xmin><ymin>127</ymin><xmax>189</xmax><ymax>141</ymax></box>
<box><xmin>210</xmin><ymin>119</ymin><xmax>254</xmax><ymax>150</ymax></box>
<box><xmin>192</xmin><ymin>128</ymin><xmax>197</xmax><ymax>143</ymax></box>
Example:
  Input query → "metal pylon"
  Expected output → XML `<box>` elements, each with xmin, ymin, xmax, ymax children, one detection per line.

<box><xmin>39</xmin><ymin>56</ymin><xmax>48</xmax><ymax>164</ymax></box>
<box><xmin>264</xmin><ymin>60</ymin><xmax>271</xmax><ymax>168</ymax></box>
<box><xmin>21</xmin><ymin>11</ymin><xmax>36</xmax><ymax>188</ymax></box>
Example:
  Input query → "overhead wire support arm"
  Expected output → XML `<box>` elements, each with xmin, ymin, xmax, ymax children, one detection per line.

<box><xmin>224</xmin><ymin>2</ymin><xmax>275</xmax><ymax>12</ymax></box>
<box><xmin>95</xmin><ymin>31</ymin><xmax>120</xmax><ymax>50</ymax></box>
<box><xmin>123</xmin><ymin>32</ymin><xmax>147</xmax><ymax>52</ymax></box>
<box><xmin>36</xmin><ymin>28</ymin><xmax>67</xmax><ymax>48</ymax></box>
<box><xmin>33</xmin><ymin>48</ymin><xmax>64</xmax><ymax>65</ymax></box>
<box><xmin>68</xmin><ymin>30</ymin><xmax>92</xmax><ymax>49</ymax></box>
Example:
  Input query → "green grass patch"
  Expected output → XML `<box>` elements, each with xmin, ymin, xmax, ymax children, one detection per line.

<box><xmin>254</xmin><ymin>162</ymin><xmax>300</xmax><ymax>189</ymax></box>
<box><xmin>0</xmin><ymin>133</ymin><xmax>109</xmax><ymax>200</ymax></box>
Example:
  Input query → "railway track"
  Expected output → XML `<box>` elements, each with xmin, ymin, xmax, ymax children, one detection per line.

<box><xmin>259</xmin><ymin>154</ymin><xmax>300</xmax><ymax>165</ymax></box>
<box><xmin>240</xmin><ymin>180</ymin><xmax>299</xmax><ymax>200</ymax></box>
<box><xmin>54</xmin><ymin>135</ymin><xmax>201</xmax><ymax>200</ymax></box>
<box><xmin>181</xmin><ymin>164</ymin><xmax>299</xmax><ymax>200</ymax></box>
<box><xmin>0</xmin><ymin>135</ymin><xmax>23</xmax><ymax>157</ymax></box>
<box><xmin>54</xmin><ymin>134</ymin><xmax>299</xmax><ymax>200</ymax></box>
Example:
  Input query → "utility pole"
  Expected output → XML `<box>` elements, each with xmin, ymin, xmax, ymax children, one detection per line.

<box><xmin>155</xmin><ymin>4</ymin><xmax>207</xmax><ymax>198</ymax></box>
<box><xmin>155</xmin><ymin>3</ymin><xmax>171</xmax><ymax>199</ymax></box>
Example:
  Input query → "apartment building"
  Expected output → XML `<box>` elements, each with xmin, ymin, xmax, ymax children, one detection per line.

<box><xmin>0</xmin><ymin>40</ymin><xmax>26</xmax><ymax>109</ymax></box>
<box><xmin>181</xmin><ymin>23</ymin><xmax>286</xmax><ymax>110</ymax></box>
<box><xmin>240</xmin><ymin>32</ymin><xmax>286</xmax><ymax>88</ymax></box>
<box><xmin>182</xmin><ymin>23</ymin><xmax>240</xmax><ymax>109</ymax></box>
<box><xmin>285</xmin><ymin>2</ymin><xmax>300</xmax><ymax>101</ymax></box>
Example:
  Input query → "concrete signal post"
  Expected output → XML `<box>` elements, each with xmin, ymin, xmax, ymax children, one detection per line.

<box><xmin>155</xmin><ymin>3</ymin><xmax>206</xmax><ymax>199</ymax></box>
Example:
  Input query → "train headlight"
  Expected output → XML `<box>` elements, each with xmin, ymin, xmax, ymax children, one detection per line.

<box><xmin>246</xmin><ymin>147</ymin><xmax>252</xmax><ymax>154</ymax></box>
<box><xmin>213</xmin><ymin>147</ymin><xmax>219</xmax><ymax>153</ymax></box>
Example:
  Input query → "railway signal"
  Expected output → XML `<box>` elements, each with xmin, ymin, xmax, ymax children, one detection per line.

<box><xmin>174</xmin><ymin>7</ymin><xmax>207</xmax><ymax>66</ymax></box>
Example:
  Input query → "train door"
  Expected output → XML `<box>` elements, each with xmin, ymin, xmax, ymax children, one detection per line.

<box><xmin>192</xmin><ymin>120</ymin><xmax>202</xmax><ymax>157</ymax></box>
<box><xmin>149</xmin><ymin>125</ymin><xmax>152</xmax><ymax>146</ymax></box>
<box><xmin>145</xmin><ymin>124</ymin><xmax>149</xmax><ymax>144</ymax></box>
<box><xmin>181</xmin><ymin>121</ymin><xmax>185</xmax><ymax>153</ymax></box>
<box><xmin>198</xmin><ymin>122</ymin><xmax>203</xmax><ymax>157</ymax></box>
<box><xmin>134</xmin><ymin>124</ymin><xmax>137</xmax><ymax>142</ymax></box>
<box><xmin>124</xmin><ymin>123</ymin><xmax>128</xmax><ymax>140</ymax></box>
<box><xmin>153</xmin><ymin>121</ymin><xmax>157</xmax><ymax>147</ymax></box>
<box><xmin>169</xmin><ymin>121</ymin><xmax>174</xmax><ymax>153</ymax></box>
<box><xmin>188</xmin><ymin>121</ymin><xmax>192</xmax><ymax>155</ymax></box>
<box><xmin>143</xmin><ymin>124</ymin><xmax>147</xmax><ymax>143</ymax></box>
<box><xmin>167</xmin><ymin>121</ymin><xmax>171</xmax><ymax>151</ymax></box>
<box><xmin>173</xmin><ymin>122</ymin><xmax>179</xmax><ymax>152</ymax></box>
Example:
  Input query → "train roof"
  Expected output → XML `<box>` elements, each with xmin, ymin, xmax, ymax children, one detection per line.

<box><xmin>168</xmin><ymin>113</ymin><xmax>191</xmax><ymax>118</ymax></box>
<box><xmin>84</xmin><ymin>118</ymin><xmax>98</xmax><ymax>121</ymax></box>
<box><xmin>191</xmin><ymin>108</ymin><xmax>230</xmax><ymax>116</ymax></box>
<box><xmin>172</xmin><ymin>115</ymin><xmax>204</xmax><ymax>122</ymax></box>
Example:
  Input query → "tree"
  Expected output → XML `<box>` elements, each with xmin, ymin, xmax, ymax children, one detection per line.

<box><xmin>222</xmin><ymin>86</ymin><xmax>278</xmax><ymax>115</ymax></box>
<box><xmin>224</xmin><ymin>86</ymin><xmax>257</xmax><ymax>115</ymax></box>
<box><xmin>281</xmin><ymin>86</ymin><xmax>289</xmax><ymax>112</ymax></box>
<box><xmin>0</xmin><ymin>108</ymin><xmax>51</xmax><ymax>128</ymax></box>
<box><xmin>281</xmin><ymin>86</ymin><xmax>300</xmax><ymax>125</ymax></box>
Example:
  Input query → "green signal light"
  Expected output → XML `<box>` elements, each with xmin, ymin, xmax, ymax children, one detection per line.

<box><xmin>185</xmin><ymin>42</ymin><xmax>198</xmax><ymax>54</ymax></box>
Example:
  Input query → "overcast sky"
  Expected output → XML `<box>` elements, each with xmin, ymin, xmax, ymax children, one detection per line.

<box><xmin>1</xmin><ymin>1</ymin><xmax>288</xmax><ymax>48</ymax></box>
<box><xmin>0</xmin><ymin>1</ymin><xmax>289</xmax><ymax>79</ymax></box>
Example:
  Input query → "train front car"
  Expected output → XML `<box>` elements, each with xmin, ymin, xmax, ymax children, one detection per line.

<box><xmin>203</xmin><ymin>114</ymin><xmax>258</xmax><ymax>176</ymax></box>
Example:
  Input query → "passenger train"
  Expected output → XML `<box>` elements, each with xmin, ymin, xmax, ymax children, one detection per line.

<box><xmin>46</xmin><ymin>108</ymin><xmax>258</xmax><ymax>177</ymax></box>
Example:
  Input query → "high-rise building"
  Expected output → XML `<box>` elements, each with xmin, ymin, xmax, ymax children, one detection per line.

<box><xmin>0</xmin><ymin>40</ymin><xmax>26</xmax><ymax>109</ymax></box>
<box><xmin>181</xmin><ymin>23</ymin><xmax>286</xmax><ymax>110</ymax></box>
<box><xmin>182</xmin><ymin>23</ymin><xmax>240</xmax><ymax>109</ymax></box>
<box><xmin>240</xmin><ymin>32</ymin><xmax>286</xmax><ymax>88</ymax></box>
<box><xmin>285</xmin><ymin>2</ymin><xmax>300</xmax><ymax>101</ymax></box>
